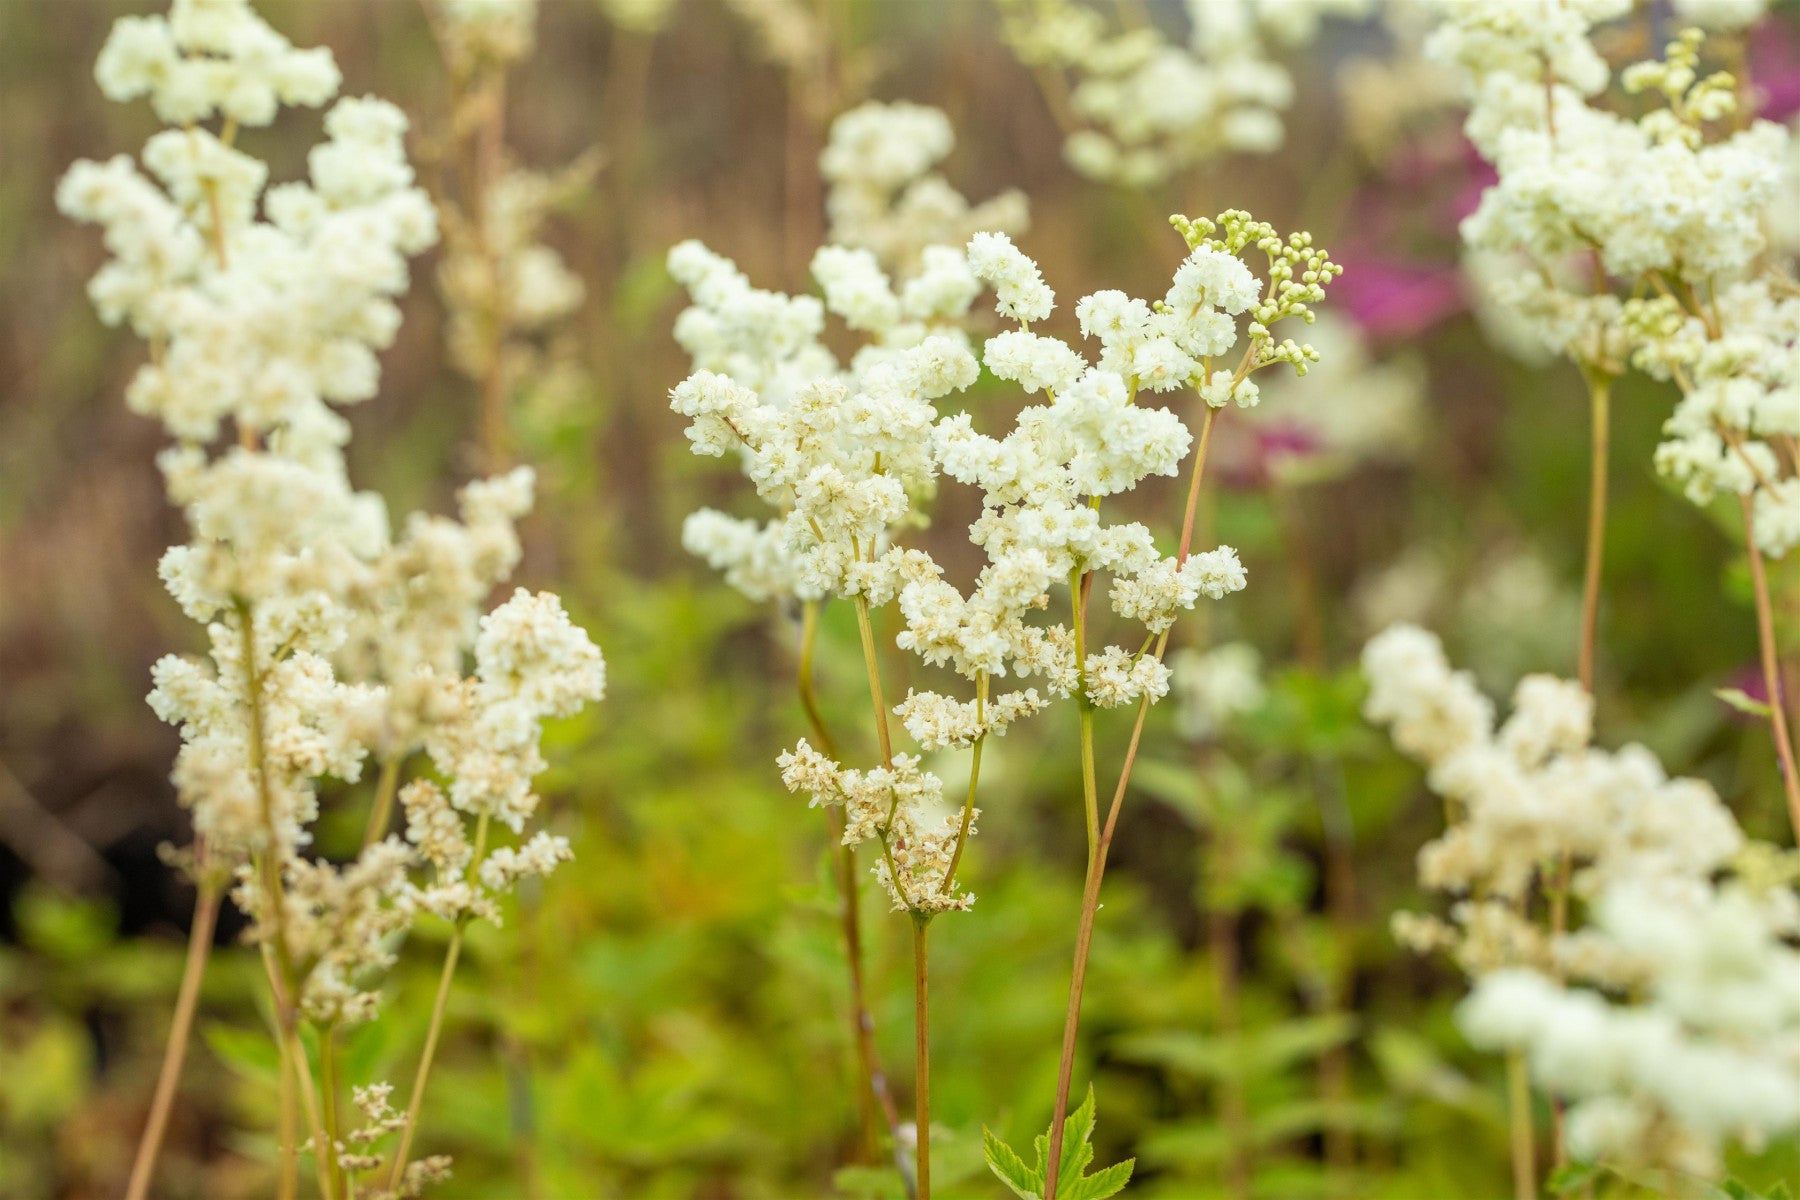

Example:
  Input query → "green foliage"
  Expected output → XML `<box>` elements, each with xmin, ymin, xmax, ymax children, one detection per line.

<box><xmin>984</xmin><ymin>1086</ymin><xmax>1134</xmax><ymax>1200</ymax></box>
<box><xmin>1718</xmin><ymin>1182</ymin><xmax>1796</xmax><ymax>1200</ymax></box>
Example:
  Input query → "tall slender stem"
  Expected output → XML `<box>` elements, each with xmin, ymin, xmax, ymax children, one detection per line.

<box><xmin>387</xmin><ymin>925</ymin><xmax>466</xmax><ymax>1190</ymax></box>
<box><xmin>1175</xmin><ymin>409</ymin><xmax>1220</xmax><ymax>567</ymax></box>
<box><xmin>389</xmin><ymin>813</ymin><xmax>487</xmax><ymax>1189</ymax></box>
<box><xmin>798</xmin><ymin>601</ymin><xmax>902</xmax><ymax>1163</ymax></box>
<box><xmin>362</xmin><ymin>755</ymin><xmax>403</xmax><ymax>850</ymax></box>
<box><xmin>798</xmin><ymin>600</ymin><xmax>840</xmax><ymax>761</ymax></box>
<box><xmin>320</xmin><ymin>1023</ymin><xmax>346</xmax><ymax>1200</ymax></box>
<box><xmin>1071</xmin><ymin>568</ymin><xmax>1099</xmax><ymax>862</ymax></box>
<box><xmin>911</xmin><ymin>916</ymin><xmax>933</xmax><ymax>1200</ymax></box>
<box><xmin>942</xmin><ymin>737</ymin><xmax>985</xmax><ymax>894</ymax></box>
<box><xmin>853</xmin><ymin>596</ymin><xmax>895</xmax><ymax>769</ymax></box>
<box><xmin>273</xmin><ymin>994</ymin><xmax>299</xmax><ymax>1200</ymax></box>
<box><xmin>1507</xmin><ymin>1050</ymin><xmax>1539</xmax><ymax>1200</ymax></box>
<box><xmin>1577</xmin><ymin>370</ymin><xmax>1612</xmax><ymax>694</ymax></box>
<box><xmin>261</xmin><ymin>947</ymin><xmax>330</xmax><ymax>1200</ymax></box>
<box><xmin>1046</xmin><ymin>400</ymin><xmax>1223</xmax><ymax>1199</ymax></box>
<box><xmin>1740</xmin><ymin>493</ymin><xmax>1800</xmax><ymax>839</ymax></box>
<box><xmin>125</xmin><ymin>877</ymin><xmax>221</xmax><ymax>1200</ymax></box>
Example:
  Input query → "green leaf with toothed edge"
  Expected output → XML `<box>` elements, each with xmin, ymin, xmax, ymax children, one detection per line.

<box><xmin>983</xmin><ymin>1086</ymin><xmax>1134</xmax><ymax>1199</ymax></box>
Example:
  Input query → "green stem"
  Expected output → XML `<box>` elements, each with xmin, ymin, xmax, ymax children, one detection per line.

<box><xmin>1049</xmin><ymin>396</ymin><xmax>1222</xmax><ymax>1199</ymax></box>
<box><xmin>387</xmin><ymin>926</ymin><xmax>465</xmax><ymax>1192</ymax></box>
<box><xmin>941</xmin><ymin>674</ymin><xmax>988</xmax><ymax>895</ymax></box>
<box><xmin>911</xmin><ymin>915</ymin><xmax>932</xmax><ymax>1200</ymax></box>
<box><xmin>1070</xmin><ymin>569</ymin><xmax>1099</xmax><ymax>862</ymax></box>
<box><xmin>1507</xmin><ymin>1050</ymin><xmax>1539</xmax><ymax>1200</ymax></box>
<box><xmin>388</xmin><ymin>812</ymin><xmax>488</xmax><ymax>1190</ymax></box>
<box><xmin>852</xmin><ymin>596</ymin><xmax>895</xmax><ymax>769</ymax></box>
<box><xmin>361</xmin><ymin>756</ymin><xmax>403</xmax><ymax>850</ymax></box>
<box><xmin>799</xmin><ymin>601</ymin><xmax>901</xmax><ymax>1162</ymax></box>
<box><xmin>1577</xmin><ymin>369</ymin><xmax>1612</xmax><ymax>694</ymax></box>
<box><xmin>320</xmin><ymin>1023</ymin><xmax>345</xmax><ymax>1200</ymax></box>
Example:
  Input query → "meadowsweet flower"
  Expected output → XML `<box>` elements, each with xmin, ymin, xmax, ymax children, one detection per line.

<box><xmin>822</xmin><ymin>101</ymin><xmax>1029</xmax><ymax>276</ymax></box>
<box><xmin>1365</xmin><ymin>625</ymin><xmax>1800</xmax><ymax>1176</ymax></box>
<box><xmin>999</xmin><ymin>0</ymin><xmax>1367</xmax><ymax>185</ymax></box>
<box><xmin>1170</xmin><ymin>642</ymin><xmax>1265</xmax><ymax>740</ymax></box>
<box><xmin>967</xmin><ymin>232</ymin><xmax>1055</xmax><ymax>324</ymax></box>
<box><xmin>66</xmin><ymin>0</ymin><xmax>605</xmax><ymax>1076</ymax></box>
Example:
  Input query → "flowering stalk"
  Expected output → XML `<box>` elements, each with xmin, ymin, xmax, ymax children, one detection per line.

<box><xmin>1507</xmin><ymin>1050</ymin><xmax>1538</xmax><ymax>1200</ymax></box>
<box><xmin>124</xmin><ymin>870</ymin><xmax>221</xmax><ymax>1200</ymax></box>
<box><xmin>1044</xmin><ymin>394</ymin><xmax>1222</xmax><ymax>1198</ymax></box>
<box><xmin>388</xmin><ymin>809</ymin><xmax>488</xmax><ymax>1191</ymax></box>
<box><xmin>63</xmin><ymin>7</ymin><xmax>606</xmax><ymax>1196</ymax></box>
<box><xmin>1576</xmin><ymin>368</ymin><xmax>1613</xmax><ymax>695</ymax></box>
<box><xmin>1740</xmin><ymin>493</ymin><xmax>1800</xmax><ymax>836</ymax></box>
<box><xmin>912</xmin><ymin>915</ymin><xmax>934</xmax><ymax>1200</ymax></box>
<box><xmin>798</xmin><ymin>599</ymin><xmax>902</xmax><ymax>1162</ymax></box>
<box><xmin>362</xmin><ymin>756</ymin><xmax>403</xmax><ymax>849</ymax></box>
<box><xmin>320</xmin><ymin>1022</ymin><xmax>346</xmax><ymax>1199</ymax></box>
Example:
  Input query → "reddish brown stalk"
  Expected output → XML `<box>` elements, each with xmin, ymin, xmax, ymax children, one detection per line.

<box><xmin>1740</xmin><ymin>493</ymin><xmax>1800</xmax><ymax>840</ymax></box>
<box><xmin>124</xmin><ymin>874</ymin><xmax>222</xmax><ymax>1200</ymax></box>
<box><xmin>1045</xmin><ymin>404</ymin><xmax>1224</xmax><ymax>1198</ymax></box>
<box><xmin>797</xmin><ymin>602</ymin><xmax>902</xmax><ymax>1162</ymax></box>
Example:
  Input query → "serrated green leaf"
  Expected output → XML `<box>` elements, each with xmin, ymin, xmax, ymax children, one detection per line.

<box><xmin>1065</xmin><ymin>1157</ymin><xmax>1134</xmax><ymax>1200</ymax></box>
<box><xmin>983</xmin><ymin>1087</ymin><xmax>1132</xmax><ymax>1199</ymax></box>
<box><xmin>984</xmin><ymin>1126</ymin><xmax>1039</xmax><ymax>1199</ymax></box>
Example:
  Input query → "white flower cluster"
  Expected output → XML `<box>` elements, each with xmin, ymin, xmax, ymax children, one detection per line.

<box><xmin>1365</xmin><ymin>625</ymin><xmax>1800</xmax><ymax>1176</ymax></box>
<box><xmin>779</xmin><ymin>741</ymin><xmax>974</xmax><ymax>914</ymax></box>
<box><xmin>427</xmin><ymin>0</ymin><xmax>592</xmax><ymax>450</ymax></box>
<box><xmin>667</xmin><ymin>231</ymin><xmax>985</xmax><ymax>605</ymax></box>
<box><xmin>438</xmin><ymin>166</ymin><xmax>590</xmax><ymax>389</ymax></box>
<box><xmin>65</xmin><ymin>0</ymin><xmax>605</xmax><ymax>1026</ymax></box>
<box><xmin>94</xmin><ymin>0</ymin><xmax>339</xmax><ymax>127</ymax></box>
<box><xmin>1170</xmin><ymin>642</ymin><xmax>1266</xmax><ymax>741</ymax></box>
<box><xmin>822</xmin><ymin>102</ymin><xmax>1030</xmax><ymax>277</ymax></box>
<box><xmin>438</xmin><ymin>0</ymin><xmax>538</xmax><ymax>69</ymax></box>
<box><xmin>1433</xmin><ymin>8</ymin><xmax>1800</xmax><ymax>556</ymax></box>
<box><xmin>675</xmin><ymin>211</ymin><xmax>1341</xmax><ymax>917</ymax></box>
<box><xmin>998</xmin><ymin>0</ymin><xmax>1371</xmax><ymax>186</ymax></box>
<box><xmin>1460</xmin><ymin>875</ymin><xmax>1800</xmax><ymax>1178</ymax></box>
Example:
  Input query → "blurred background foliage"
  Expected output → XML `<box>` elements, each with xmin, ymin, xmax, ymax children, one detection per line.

<box><xmin>3</xmin><ymin>1</ymin><xmax>1800</xmax><ymax>1197</ymax></box>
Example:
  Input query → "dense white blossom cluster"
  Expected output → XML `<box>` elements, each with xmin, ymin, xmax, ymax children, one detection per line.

<box><xmin>438</xmin><ymin>166</ymin><xmax>589</xmax><ymax>390</ymax></box>
<box><xmin>1365</xmin><ymin>625</ymin><xmax>1800</xmax><ymax>1175</ymax></box>
<box><xmin>1170</xmin><ymin>642</ymin><xmax>1266</xmax><ymax>741</ymax></box>
<box><xmin>998</xmin><ymin>0</ymin><xmax>1371</xmax><ymax>185</ymax></box>
<box><xmin>428</xmin><ymin>0</ymin><xmax>593</xmax><ymax>448</ymax></box>
<box><xmin>63</xmin><ymin>0</ymin><xmax>605</xmax><ymax>1029</ymax></box>
<box><xmin>822</xmin><ymin>101</ymin><xmax>1029</xmax><ymax>277</ymax></box>
<box><xmin>438</xmin><ymin>0</ymin><xmax>539</xmax><ymax>70</ymax></box>
<box><xmin>675</xmin><ymin>206</ymin><xmax>1340</xmax><ymax>915</ymax></box>
<box><xmin>1432</xmin><ymin>4</ymin><xmax>1800</xmax><ymax>557</ymax></box>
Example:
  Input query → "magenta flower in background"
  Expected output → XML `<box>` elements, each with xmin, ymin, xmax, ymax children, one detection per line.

<box><xmin>1332</xmin><ymin>257</ymin><xmax>1465</xmax><ymax>342</ymax></box>
<box><xmin>1752</xmin><ymin>20</ymin><xmax>1800</xmax><ymax>122</ymax></box>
